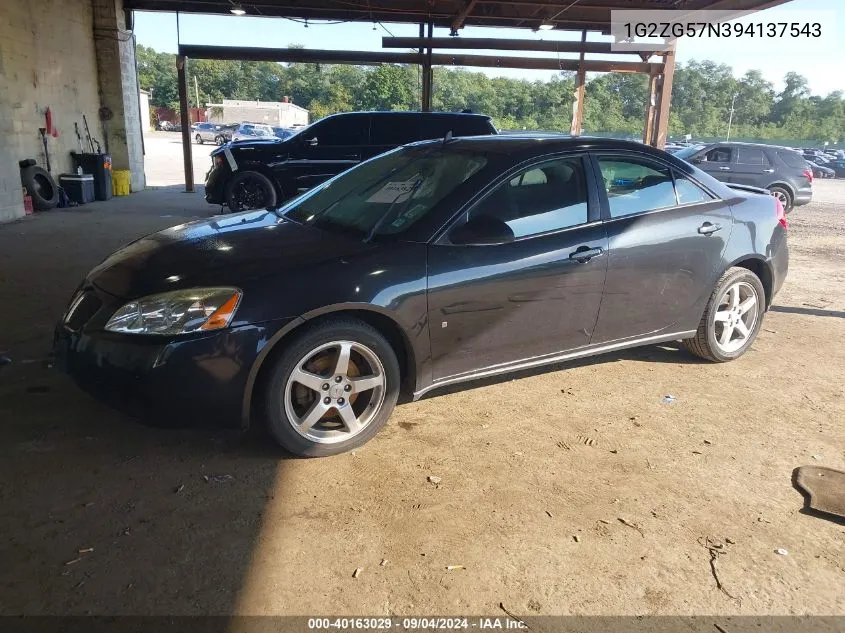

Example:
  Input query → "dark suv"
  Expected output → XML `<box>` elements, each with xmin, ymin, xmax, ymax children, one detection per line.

<box><xmin>205</xmin><ymin>111</ymin><xmax>498</xmax><ymax>211</ymax></box>
<box><xmin>675</xmin><ymin>142</ymin><xmax>812</xmax><ymax>211</ymax></box>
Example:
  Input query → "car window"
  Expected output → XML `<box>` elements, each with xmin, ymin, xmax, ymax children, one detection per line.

<box><xmin>453</xmin><ymin>117</ymin><xmax>496</xmax><ymax>136</ymax></box>
<box><xmin>778</xmin><ymin>150</ymin><xmax>808</xmax><ymax>169</ymax></box>
<box><xmin>736</xmin><ymin>147</ymin><xmax>767</xmax><ymax>166</ymax></box>
<box><xmin>465</xmin><ymin>157</ymin><xmax>589</xmax><ymax>239</ymax></box>
<box><xmin>703</xmin><ymin>147</ymin><xmax>733</xmax><ymax>163</ymax></box>
<box><xmin>370</xmin><ymin>116</ymin><xmax>419</xmax><ymax>146</ymax></box>
<box><xmin>597</xmin><ymin>158</ymin><xmax>676</xmax><ymax>218</ymax></box>
<box><xmin>309</xmin><ymin>116</ymin><xmax>365</xmax><ymax>146</ymax></box>
<box><xmin>284</xmin><ymin>147</ymin><xmax>488</xmax><ymax>239</ymax></box>
<box><xmin>674</xmin><ymin>172</ymin><xmax>713</xmax><ymax>205</ymax></box>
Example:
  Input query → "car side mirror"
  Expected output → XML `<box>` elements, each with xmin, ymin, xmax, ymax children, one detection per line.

<box><xmin>306</xmin><ymin>137</ymin><xmax>318</xmax><ymax>147</ymax></box>
<box><xmin>449</xmin><ymin>215</ymin><xmax>514</xmax><ymax>246</ymax></box>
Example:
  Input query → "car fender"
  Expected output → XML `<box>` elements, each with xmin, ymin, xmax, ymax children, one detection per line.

<box><xmin>228</xmin><ymin>160</ymin><xmax>285</xmax><ymax>196</ymax></box>
<box><xmin>764</xmin><ymin>180</ymin><xmax>796</xmax><ymax>197</ymax></box>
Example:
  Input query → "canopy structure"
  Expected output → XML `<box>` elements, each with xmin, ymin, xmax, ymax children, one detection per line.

<box><xmin>126</xmin><ymin>0</ymin><xmax>792</xmax><ymax>191</ymax></box>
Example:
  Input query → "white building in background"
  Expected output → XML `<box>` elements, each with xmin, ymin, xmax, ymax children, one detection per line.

<box><xmin>206</xmin><ymin>98</ymin><xmax>309</xmax><ymax>128</ymax></box>
<box><xmin>138</xmin><ymin>89</ymin><xmax>152</xmax><ymax>132</ymax></box>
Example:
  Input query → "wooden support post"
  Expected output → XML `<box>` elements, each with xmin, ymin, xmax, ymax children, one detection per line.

<box><xmin>570</xmin><ymin>30</ymin><xmax>587</xmax><ymax>136</ymax></box>
<box><xmin>422</xmin><ymin>22</ymin><xmax>433</xmax><ymax>112</ymax></box>
<box><xmin>643</xmin><ymin>69</ymin><xmax>658</xmax><ymax>145</ymax></box>
<box><xmin>177</xmin><ymin>55</ymin><xmax>194</xmax><ymax>193</ymax></box>
<box><xmin>652</xmin><ymin>46</ymin><xmax>676</xmax><ymax>149</ymax></box>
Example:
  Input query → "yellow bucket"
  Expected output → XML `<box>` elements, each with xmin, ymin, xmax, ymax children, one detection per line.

<box><xmin>113</xmin><ymin>170</ymin><xmax>131</xmax><ymax>196</ymax></box>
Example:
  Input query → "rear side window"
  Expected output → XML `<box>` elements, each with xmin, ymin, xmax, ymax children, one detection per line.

<box><xmin>736</xmin><ymin>147</ymin><xmax>769</xmax><ymax>166</ymax></box>
<box><xmin>703</xmin><ymin>147</ymin><xmax>733</xmax><ymax>163</ymax></box>
<box><xmin>310</xmin><ymin>116</ymin><xmax>366</xmax><ymax>146</ymax></box>
<box><xmin>452</xmin><ymin>116</ymin><xmax>496</xmax><ymax>136</ymax></box>
<box><xmin>370</xmin><ymin>116</ymin><xmax>418</xmax><ymax>146</ymax></box>
<box><xmin>597</xmin><ymin>158</ymin><xmax>676</xmax><ymax>218</ymax></box>
<box><xmin>674</xmin><ymin>173</ymin><xmax>713</xmax><ymax>205</ymax></box>
<box><xmin>778</xmin><ymin>150</ymin><xmax>809</xmax><ymax>169</ymax></box>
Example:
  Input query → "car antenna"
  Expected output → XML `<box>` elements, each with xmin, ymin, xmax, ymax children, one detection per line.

<box><xmin>442</xmin><ymin>130</ymin><xmax>453</xmax><ymax>147</ymax></box>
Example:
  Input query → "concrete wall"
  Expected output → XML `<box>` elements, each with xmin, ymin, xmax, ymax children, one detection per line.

<box><xmin>209</xmin><ymin>101</ymin><xmax>310</xmax><ymax>128</ymax></box>
<box><xmin>0</xmin><ymin>0</ymin><xmax>104</xmax><ymax>222</ymax></box>
<box><xmin>92</xmin><ymin>0</ymin><xmax>145</xmax><ymax>192</ymax></box>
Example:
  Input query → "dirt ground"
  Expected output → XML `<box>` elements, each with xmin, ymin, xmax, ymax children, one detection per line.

<box><xmin>0</xmin><ymin>179</ymin><xmax>843</xmax><ymax>617</ymax></box>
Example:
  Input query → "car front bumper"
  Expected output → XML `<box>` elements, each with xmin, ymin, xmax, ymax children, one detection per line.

<box><xmin>204</xmin><ymin>163</ymin><xmax>229</xmax><ymax>205</ymax></box>
<box><xmin>53</xmin><ymin>287</ymin><xmax>297</xmax><ymax>428</ymax></box>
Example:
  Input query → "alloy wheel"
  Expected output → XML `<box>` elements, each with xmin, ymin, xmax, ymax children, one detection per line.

<box><xmin>713</xmin><ymin>281</ymin><xmax>759</xmax><ymax>354</ymax></box>
<box><xmin>231</xmin><ymin>179</ymin><xmax>268</xmax><ymax>210</ymax></box>
<box><xmin>284</xmin><ymin>341</ymin><xmax>386</xmax><ymax>444</ymax></box>
<box><xmin>770</xmin><ymin>189</ymin><xmax>788</xmax><ymax>207</ymax></box>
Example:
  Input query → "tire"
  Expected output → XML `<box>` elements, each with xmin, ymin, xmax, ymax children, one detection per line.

<box><xmin>195</xmin><ymin>134</ymin><xmax>203</xmax><ymax>144</ymax></box>
<box><xmin>768</xmin><ymin>186</ymin><xmax>792</xmax><ymax>213</ymax></box>
<box><xmin>683</xmin><ymin>266</ymin><xmax>766</xmax><ymax>363</ymax></box>
<box><xmin>263</xmin><ymin>318</ymin><xmax>401</xmax><ymax>457</ymax></box>
<box><xmin>20</xmin><ymin>165</ymin><xmax>59</xmax><ymax>210</ymax></box>
<box><xmin>214</xmin><ymin>135</ymin><xmax>225</xmax><ymax>146</ymax></box>
<box><xmin>224</xmin><ymin>170</ymin><xmax>278</xmax><ymax>212</ymax></box>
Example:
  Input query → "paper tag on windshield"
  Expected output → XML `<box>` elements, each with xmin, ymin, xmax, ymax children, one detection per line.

<box><xmin>366</xmin><ymin>176</ymin><xmax>419</xmax><ymax>204</ymax></box>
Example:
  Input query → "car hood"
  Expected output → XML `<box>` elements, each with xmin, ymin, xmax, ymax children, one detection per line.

<box><xmin>87</xmin><ymin>210</ymin><xmax>372</xmax><ymax>299</ymax></box>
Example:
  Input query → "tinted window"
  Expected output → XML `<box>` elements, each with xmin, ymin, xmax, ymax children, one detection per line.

<box><xmin>453</xmin><ymin>117</ymin><xmax>496</xmax><ymax>136</ymax></box>
<box><xmin>778</xmin><ymin>150</ymin><xmax>809</xmax><ymax>169</ymax></box>
<box><xmin>598</xmin><ymin>158</ymin><xmax>676</xmax><ymax>218</ymax></box>
<box><xmin>703</xmin><ymin>147</ymin><xmax>732</xmax><ymax>163</ymax></box>
<box><xmin>674</xmin><ymin>172</ymin><xmax>712</xmax><ymax>205</ymax></box>
<box><xmin>736</xmin><ymin>147</ymin><xmax>767</xmax><ymax>166</ymax></box>
<box><xmin>466</xmin><ymin>157</ymin><xmax>589</xmax><ymax>239</ymax></box>
<box><xmin>310</xmin><ymin>116</ymin><xmax>365</xmax><ymax>146</ymax></box>
<box><xmin>369</xmin><ymin>115</ymin><xmax>419</xmax><ymax>146</ymax></box>
<box><xmin>416</xmin><ymin>116</ymin><xmax>456</xmax><ymax>142</ymax></box>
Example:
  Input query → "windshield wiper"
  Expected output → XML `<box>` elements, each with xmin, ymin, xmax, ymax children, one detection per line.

<box><xmin>363</xmin><ymin>179</ymin><xmax>423</xmax><ymax>243</ymax></box>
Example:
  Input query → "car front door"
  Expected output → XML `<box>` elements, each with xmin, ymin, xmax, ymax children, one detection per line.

<box><xmin>427</xmin><ymin>154</ymin><xmax>608</xmax><ymax>381</ymax></box>
<box><xmin>731</xmin><ymin>146</ymin><xmax>774</xmax><ymax>187</ymax></box>
<box><xmin>286</xmin><ymin>115</ymin><xmax>366</xmax><ymax>191</ymax></box>
<box><xmin>589</xmin><ymin>153</ymin><xmax>733</xmax><ymax>344</ymax></box>
<box><xmin>692</xmin><ymin>145</ymin><xmax>735</xmax><ymax>182</ymax></box>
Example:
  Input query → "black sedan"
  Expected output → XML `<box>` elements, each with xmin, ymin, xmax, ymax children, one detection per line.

<box><xmin>54</xmin><ymin>136</ymin><xmax>789</xmax><ymax>456</ymax></box>
<box><xmin>824</xmin><ymin>159</ymin><xmax>845</xmax><ymax>178</ymax></box>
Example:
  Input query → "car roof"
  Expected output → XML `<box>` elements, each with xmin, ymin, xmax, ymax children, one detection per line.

<box><xmin>711</xmin><ymin>141</ymin><xmax>800</xmax><ymax>152</ymax></box>
<box><xmin>321</xmin><ymin>111</ymin><xmax>492</xmax><ymax>120</ymax></box>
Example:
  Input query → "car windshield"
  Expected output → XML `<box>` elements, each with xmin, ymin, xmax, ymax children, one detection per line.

<box><xmin>283</xmin><ymin>146</ymin><xmax>488</xmax><ymax>240</ymax></box>
<box><xmin>674</xmin><ymin>145</ymin><xmax>704</xmax><ymax>160</ymax></box>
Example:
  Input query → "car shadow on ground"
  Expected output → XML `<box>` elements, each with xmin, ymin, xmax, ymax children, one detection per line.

<box><xmin>770</xmin><ymin>305</ymin><xmax>845</xmax><ymax>319</ymax></box>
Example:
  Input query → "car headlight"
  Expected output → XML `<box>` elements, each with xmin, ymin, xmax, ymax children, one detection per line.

<box><xmin>104</xmin><ymin>288</ymin><xmax>241</xmax><ymax>336</ymax></box>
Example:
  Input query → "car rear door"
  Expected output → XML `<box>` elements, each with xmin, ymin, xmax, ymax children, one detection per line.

<box><xmin>589</xmin><ymin>152</ymin><xmax>732</xmax><ymax>344</ymax></box>
<box><xmin>731</xmin><ymin>146</ymin><xmax>774</xmax><ymax>187</ymax></box>
<box><xmin>364</xmin><ymin>114</ymin><xmax>417</xmax><ymax>160</ymax></box>
<box><xmin>427</xmin><ymin>153</ymin><xmax>608</xmax><ymax>381</ymax></box>
<box><xmin>286</xmin><ymin>115</ymin><xmax>367</xmax><ymax>190</ymax></box>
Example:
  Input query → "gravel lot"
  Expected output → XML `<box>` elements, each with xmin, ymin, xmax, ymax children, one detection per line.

<box><xmin>0</xmin><ymin>175</ymin><xmax>842</xmax><ymax>617</ymax></box>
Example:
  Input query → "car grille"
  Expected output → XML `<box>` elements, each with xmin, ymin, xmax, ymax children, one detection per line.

<box><xmin>64</xmin><ymin>290</ymin><xmax>102</xmax><ymax>331</ymax></box>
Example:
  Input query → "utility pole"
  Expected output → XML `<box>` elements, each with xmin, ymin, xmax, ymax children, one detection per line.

<box><xmin>726</xmin><ymin>93</ymin><xmax>738</xmax><ymax>141</ymax></box>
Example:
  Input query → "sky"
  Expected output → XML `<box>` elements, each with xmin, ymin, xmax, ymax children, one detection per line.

<box><xmin>133</xmin><ymin>0</ymin><xmax>844</xmax><ymax>96</ymax></box>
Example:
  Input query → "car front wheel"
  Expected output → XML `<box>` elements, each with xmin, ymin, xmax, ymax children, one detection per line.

<box><xmin>215</xmin><ymin>135</ymin><xmax>225</xmax><ymax>145</ymax></box>
<box><xmin>224</xmin><ymin>171</ymin><xmax>278</xmax><ymax>212</ymax></box>
<box><xmin>263</xmin><ymin>319</ymin><xmax>400</xmax><ymax>456</ymax></box>
<box><xmin>683</xmin><ymin>266</ymin><xmax>765</xmax><ymax>362</ymax></box>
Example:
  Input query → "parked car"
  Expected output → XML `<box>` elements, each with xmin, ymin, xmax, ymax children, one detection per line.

<box><xmin>156</xmin><ymin>120</ymin><xmax>174</xmax><ymax>131</ymax></box>
<box><xmin>231</xmin><ymin>122</ymin><xmax>275</xmax><ymax>142</ymax></box>
<box><xmin>205</xmin><ymin>111</ymin><xmax>498</xmax><ymax>211</ymax></box>
<box><xmin>272</xmin><ymin>126</ymin><xmax>294</xmax><ymax>140</ymax></box>
<box><xmin>194</xmin><ymin>122</ymin><xmax>233</xmax><ymax>145</ymax></box>
<box><xmin>55</xmin><ymin>135</ymin><xmax>788</xmax><ymax>456</ymax></box>
<box><xmin>823</xmin><ymin>159</ymin><xmax>845</xmax><ymax>178</ymax></box>
<box><xmin>806</xmin><ymin>160</ymin><xmax>835</xmax><ymax>179</ymax></box>
<box><xmin>674</xmin><ymin>142</ymin><xmax>812</xmax><ymax>211</ymax></box>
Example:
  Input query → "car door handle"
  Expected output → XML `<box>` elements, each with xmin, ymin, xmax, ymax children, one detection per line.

<box><xmin>719</xmin><ymin>166</ymin><xmax>731</xmax><ymax>171</ymax></box>
<box><xmin>698</xmin><ymin>222</ymin><xmax>722</xmax><ymax>235</ymax></box>
<box><xmin>569</xmin><ymin>246</ymin><xmax>603</xmax><ymax>263</ymax></box>
<box><xmin>763</xmin><ymin>168</ymin><xmax>775</xmax><ymax>173</ymax></box>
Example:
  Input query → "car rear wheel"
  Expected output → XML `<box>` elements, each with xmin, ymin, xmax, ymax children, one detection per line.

<box><xmin>683</xmin><ymin>266</ymin><xmax>765</xmax><ymax>362</ymax></box>
<box><xmin>224</xmin><ymin>171</ymin><xmax>278</xmax><ymax>212</ymax></box>
<box><xmin>195</xmin><ymin>134</ymin><xmax>203</xmax><ymax>144</ymax></box>
<box><xmin>769</xmin><ymin>186</ymin><xmax>792</xmax><ymax>213</ymax></box>
<box><xmin>263</xmin><ymin>319</ymin><xmax>400</xmax><ymax>456</ymax></box>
